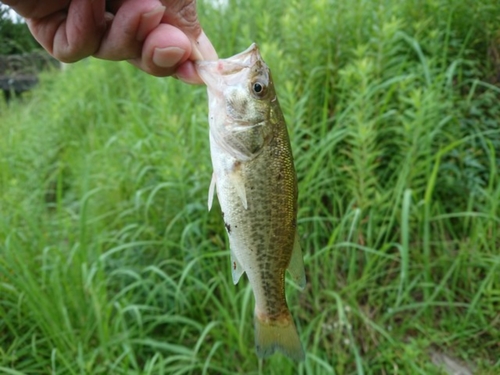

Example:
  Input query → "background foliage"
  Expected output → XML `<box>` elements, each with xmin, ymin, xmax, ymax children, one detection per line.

<box><xmin>0</xmin><ymin>6</ymin><xmax>40</xmax><ymax>55</ymax></box>
<box><xmin>1</xmin><ymin>0</ymin><xmax>499</xmax><ymax>374</ymax></box>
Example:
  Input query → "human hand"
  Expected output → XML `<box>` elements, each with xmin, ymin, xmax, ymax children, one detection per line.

<box><xmin>3</xmin><ymin>0</ymin><xmax>218</xmax><ymax>84</ymax></box>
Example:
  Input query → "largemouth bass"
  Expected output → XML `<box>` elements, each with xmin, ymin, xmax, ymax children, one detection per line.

<box><xmin>196</xmin><ymin>44</ymin><xmax>306</xmax><ymax>361</ymax></box>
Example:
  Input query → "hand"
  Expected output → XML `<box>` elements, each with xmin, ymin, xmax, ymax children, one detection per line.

<box><xmin>3</xmin><ymin>0</ymin><xmax>218</xmax><ymax>84</ymax></box>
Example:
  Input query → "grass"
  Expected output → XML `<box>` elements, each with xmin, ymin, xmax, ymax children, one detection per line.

<box><xmin>1</xmin><ymin>0</ymin><xmax>500</xmax><ymax>373</ymax></box>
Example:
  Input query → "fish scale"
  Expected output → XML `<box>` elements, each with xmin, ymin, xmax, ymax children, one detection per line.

<box><xmin>196</xmin><ymin>43</ymin><xmax>306</xmax><ymax>361</ymax></box>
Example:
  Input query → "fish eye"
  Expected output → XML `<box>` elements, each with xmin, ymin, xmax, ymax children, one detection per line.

<box><xmin>252</xmin><ymin>82</ymin><xmax>264</xmax><ymax>95</ymax></box>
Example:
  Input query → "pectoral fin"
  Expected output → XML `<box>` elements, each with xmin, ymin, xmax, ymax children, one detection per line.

<box><xmin>228</xmin><ymin>168</ymin><xmax>248</xmax><ymax>209</ymax></box>
<box><xmin>208</xmin><ymin>172</ymin><xmax>216</xmax><ymax>211</ymax></box>
<box><xmin>230</xmin><ymin>250</ymin><xmax>245</xmax><ymax>284</ymax></box>
<box><xmin>287</xmin><ymin>233</ymin><xmax>306</xmax><ymax>289</ymax></box>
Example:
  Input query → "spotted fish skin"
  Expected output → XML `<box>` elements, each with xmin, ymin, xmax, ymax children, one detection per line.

<box><xmin>196</xmin><ymin>44</ymin><xmax>306</xmax><ymax>361</ymax></box>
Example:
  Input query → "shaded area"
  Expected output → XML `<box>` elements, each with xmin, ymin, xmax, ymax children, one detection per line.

<box><xmin>0</xmin><ymin>51</ymin><xmax>60</xmax><ymax>101</ymax></box>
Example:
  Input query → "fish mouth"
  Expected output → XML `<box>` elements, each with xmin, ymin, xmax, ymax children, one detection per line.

<box><xmin>220</xmin><ymin>43</ymin><xmax>262</xmax><ymax>68</ymax></box>
<box><xmin>195</xmin><ymin>43</ymin><xmax>263</xmax><ymax>86</ymax></box>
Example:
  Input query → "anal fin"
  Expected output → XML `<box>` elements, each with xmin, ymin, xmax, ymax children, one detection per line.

<box><xmin>287</xmin><ymin>233</ymin><xmax>306</xmax><ymax>289</ymax></box>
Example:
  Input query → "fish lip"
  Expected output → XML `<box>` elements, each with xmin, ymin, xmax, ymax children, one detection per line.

<box><xmin>197</xmin><ymin>43</ymin><xmax>261</xmax><ymax>66</ymax></box>
<box><xmin>221</xmin><ymin>43</ymin><xmax>261</xmax><ymax>67</ymax></box>
<box><xmin>195</xmin><ymin>43</ymin><xmax>263</xmax><ymax>85</ymax></box>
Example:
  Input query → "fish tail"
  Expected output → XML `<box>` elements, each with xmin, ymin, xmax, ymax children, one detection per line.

<box><xmin>254</xmin><ymin>309</ymin><xmax>305</xmax><ymax>361</ymax></box>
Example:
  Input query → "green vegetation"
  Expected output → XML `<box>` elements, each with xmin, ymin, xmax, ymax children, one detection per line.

<box><xmin>0</xmin><ymin>7</ymin><xmax>40</xmax><ymax>55</ymax></box>
<box><xmin>1</xmin><ymin>0</ymin><xmax>499</xmax><ymax>373</ymax></box>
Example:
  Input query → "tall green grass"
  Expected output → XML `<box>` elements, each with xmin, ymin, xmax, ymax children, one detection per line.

<box><xmin>1</xmin><ymin>0</ymin><xmax>499</xmax><ymax>373</ymax></box>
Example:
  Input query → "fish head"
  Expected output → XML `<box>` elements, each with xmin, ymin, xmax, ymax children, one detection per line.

<box><xmin>196</xmin><ymin>44</ymin><xmax>277</xmax><ymax>160</ymax></box>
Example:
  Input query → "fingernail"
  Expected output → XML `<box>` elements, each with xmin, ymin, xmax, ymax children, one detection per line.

<box><xmin>190</xmin><ymin>43</ymin><xmax>204</xmax><ymax>61</ymax></box>
<box><xmin>137</xmin><ymin>5</ymin><xmax>166</xmax><ymax>41</ymax></box>
<box><xmin>153</xmin><ymin>47</ymin><xmax>186</xmax><ymax>68</ymax></box>
<box><xmin>195</xmin><ymin>31</ymin><xmax>218</xmax><ymax>61</ymax></box>
<box><xmin>104</xmin><ymin>12</ymin><xmax>114</xmax><ymax>24</ymax></box>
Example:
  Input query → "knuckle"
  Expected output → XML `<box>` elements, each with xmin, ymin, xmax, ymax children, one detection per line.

<box><xmin>53</xmin><ymin>44</ymin><xmax>90</xmax><ymax>63</ymax></box>
<box><xmin>167</xmin><ymin>0</ymin><xmax>201</xmax><ymax>36</ymax></box>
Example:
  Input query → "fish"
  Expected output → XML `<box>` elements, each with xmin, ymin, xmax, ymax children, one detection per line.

<box><xmin>195</xmin><ymin>43</ymin><xmax>306</xmax><ymax>361</ymax></box>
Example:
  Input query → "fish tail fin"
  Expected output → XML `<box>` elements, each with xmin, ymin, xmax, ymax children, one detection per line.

<box><xmin>254</xmin><ymin>309</ymin><xmax>305</xmax><ymax>361</ymax></box>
